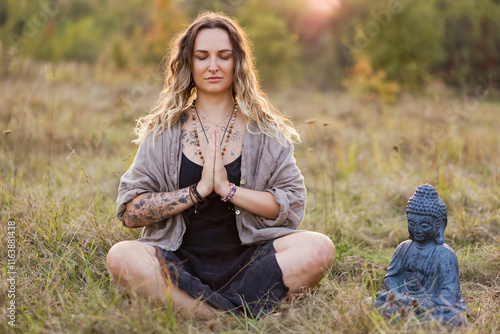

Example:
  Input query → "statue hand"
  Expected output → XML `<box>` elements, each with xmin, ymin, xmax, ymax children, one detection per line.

<box><xmin>392</xmin><ymin>293</ymin><xmax>420</xmax><ymax>309</ymax></box>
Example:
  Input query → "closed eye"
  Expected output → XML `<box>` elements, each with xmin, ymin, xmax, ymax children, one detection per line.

<box><xmin>193</xmin><ymin>49</ymin><xmax>233</xmax><ymax>60</ymax></box>
<box><xmin>219</xmin><ymin>51</ymin><xmax>233</xmax><ymax>60</ymax></box>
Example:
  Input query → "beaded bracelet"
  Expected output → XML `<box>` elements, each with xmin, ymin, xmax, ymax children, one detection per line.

<box><xmin>221</xmin><ymin>183</ymin><xmax>237</xmax><ymax>202</ymax></box>
<box><xmin>190</xmin><ymin>183</ymin><xmax>206</xmax><ymax>203</ymax></box>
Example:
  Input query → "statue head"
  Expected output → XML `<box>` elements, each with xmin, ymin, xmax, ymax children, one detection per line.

<box><xmin>406</xmin><ymin>184</ymin><xmax>447</xmax><ymax>245</ymax></box>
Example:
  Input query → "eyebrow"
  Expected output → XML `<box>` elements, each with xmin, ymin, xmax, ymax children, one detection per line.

<box><xmin>193</xmin><ymin>49</ymin><xmax>233</xmax><ymax>53</ymax></box>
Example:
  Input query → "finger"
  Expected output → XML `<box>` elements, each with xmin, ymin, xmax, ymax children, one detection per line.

<box><xmin>213</xmin><ymin>129</ymin><xmax>219</xmax><ymax>169</ymax></box>
<box><xmin>213</xmin><ymin>129</ymin><xmax>219</xmax><ymax>154</ymax></box>
<box><xmin>199</xmin><ymin>131</ymin><xmax>216</xmax><ymax>194</ymax></box>
<box><xmin>213</xmin><ymin>130</ymin><xmax>229</xmax><ymax>195</ymax></box>
<box><xmin>204</xmin><ymin>131</ymin><xmax>216</xmax><ymax>166</ymax></box>
<box><xmin>213</xmin><ymin>130</ymin><xmax>224</xmax><ymax>169</ymax></box>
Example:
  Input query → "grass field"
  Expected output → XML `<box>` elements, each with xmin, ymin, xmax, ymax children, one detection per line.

<box><xmin>1</xmin><ymin>62</ymin><xmax>499</xmax><ymax>333</ymax></box>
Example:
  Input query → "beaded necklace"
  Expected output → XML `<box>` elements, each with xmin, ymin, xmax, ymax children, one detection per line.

<box><xmin>191</xmin><ymin>99</ymin><xmax>237</xmax><ymax>162</ymax></box>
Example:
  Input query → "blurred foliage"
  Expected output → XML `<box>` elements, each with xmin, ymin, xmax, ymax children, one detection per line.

<box><xmin>438</xmin><ymin>0</ymin><xmax>500</xmax><ymax>92</ymax></box>
<box><xmin>342</xmin><ymin>56</ymin><xmax>401</xmax><ymax>104</ymax></box>
<box><xmin>347</xmin><ymin>0</ymin><xmax>446</xmax><ymax>91</ymax></box>
<box><xmin>237</xmin><ymin>0</ymin><xmax>302</xmax><ymax>87</ymax></box>
<box><xmin>1</xmin><ymin>0</ymin><xmax>499</xmax><ymax>96</ymax></box>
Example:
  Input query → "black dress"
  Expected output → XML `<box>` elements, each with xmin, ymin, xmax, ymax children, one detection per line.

<box><xmin>155</xmin><ymin>154</ymin><xmax>288</xmax><ymax>317</ymax></box>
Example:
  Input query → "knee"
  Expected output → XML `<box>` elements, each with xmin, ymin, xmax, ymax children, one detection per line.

<box><xmin>291</xmin><ymin>232</ymin><xmax>335</xmax><ymax>273</ymax></box>
<box><xmin>309</xmin><ymin>232</ymin><xmax>335</xmax><ymax>271</ymax></box>
<box><xmin>106</xmin><ymin>241</ymin><xmax>136</xmax><ymax>279</ymax></box>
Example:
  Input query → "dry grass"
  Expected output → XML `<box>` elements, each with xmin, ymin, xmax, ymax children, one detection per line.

<box><xmin>1</xmin><ymin>62</ymin><xmax>499</xmax><ymax>333</ymax></box>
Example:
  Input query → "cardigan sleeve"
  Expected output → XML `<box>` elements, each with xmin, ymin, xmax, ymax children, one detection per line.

<box><xmin>116</xmin><ymin>134</ymin><xmax>164</xmax><ymax>225</ymax></box>
<box><xmin>260</xmin><ymin>139</ymin><xmax>307</xmax><ymax>229</ymax></box>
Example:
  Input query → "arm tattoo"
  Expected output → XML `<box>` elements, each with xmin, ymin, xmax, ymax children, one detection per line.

<box><xmin>123</xmin><ymin>188</ymin><xmax>191</xmax><ymax>228</ymax></box>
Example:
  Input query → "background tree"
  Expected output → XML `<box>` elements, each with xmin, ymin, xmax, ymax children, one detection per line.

<box><xmin>437</xmin><ymin>0</ymin><xmax>500</xmax><ymax>93</ymax></box>
<box><xmin>345</xmin><ymin>0</ymin><xmax>446</xmax><ymax>91</ymax></box>
<box><xmin>1</xmin><ymin>0</ymin><xmax>499</xmax><ymax>95</ymax></box>
<box><xmin>236</xmin><ymin>0</ymin><xmax>302</xmax><ymax>87</ymax></box>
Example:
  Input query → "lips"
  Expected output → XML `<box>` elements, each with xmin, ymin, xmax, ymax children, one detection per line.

<box><xmin>413</xmin><ymin>233</ymin><xmax>425</xmax><ymax>241</ymax></box>
<box><xmin>206</xmin><ymin>76</ymin><xmax>222</xmax><ymax>82</ymax></box>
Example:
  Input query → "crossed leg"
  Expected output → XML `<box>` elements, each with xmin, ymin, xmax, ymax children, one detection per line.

<box><xmin>106</xmin><ymin>232</ymin><xmax>335</xmax><ymax>317</ymax></box>
<box><xmin>274</xmin><ymin>231</ymin><xmax>335</xmax><ymax>293</ymax></box>
<box><xmin>106</xmin><ymin>240</ymin><xmax>217</xmax><ymax>317</ymax></box>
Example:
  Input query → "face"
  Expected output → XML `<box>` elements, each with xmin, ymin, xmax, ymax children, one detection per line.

<box><xmin>407</xmin><ymin>213</ymin><xmax>439</xmax><ymax>245</ymax></box>
<box><xmin>192</xmin><ymin>28</ymin><xmax>234</xmax><ymax>96</ymax></box>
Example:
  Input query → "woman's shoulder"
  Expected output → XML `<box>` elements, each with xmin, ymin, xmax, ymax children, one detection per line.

<box><xmin>246</xmin><ymin>121</ymin><xmax>293</xmax><ymax>149</ymax></box>
<box><xmin>140</xmin><ymin>121</ymin><xmax>182</xmax><ymax>149</ymax></box>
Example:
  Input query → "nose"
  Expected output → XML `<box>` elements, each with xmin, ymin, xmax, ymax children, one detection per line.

<box><xmin>208</xmin><ymin>56</ymin><xmax>218</xmax><ymax>73</ymax></box>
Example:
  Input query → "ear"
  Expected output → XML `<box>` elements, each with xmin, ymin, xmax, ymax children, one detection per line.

<box><xmin>435</xmin><ymin>218</ymin><xmax>447</xmax><ymax>244</ymax></box>
<box><xmin>407</xmin><ymin>215</ymin><xmax>414</xmax><ymax>241</ymax></box>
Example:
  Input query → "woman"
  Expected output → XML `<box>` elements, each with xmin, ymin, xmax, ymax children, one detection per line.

<box><xmin>106</xmin><ymin>11</ymin><xmax>335</xmax><ymax>318</ymax></box>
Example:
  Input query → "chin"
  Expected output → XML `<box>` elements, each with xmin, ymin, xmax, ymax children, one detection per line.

<box><xmin>197</xmin><ymin>83</ymin><xmax>232</xmax><ymax>95</ymax></box>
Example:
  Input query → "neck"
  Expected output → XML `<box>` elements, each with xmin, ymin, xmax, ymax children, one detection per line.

<box><xmin>196</xmin><ymin>91</ymin><xmax>235</xmax><ymax>119</ymax></box>
<box><xmin>413</xmin><ymin>240</ymin><xmax>435</xmax><ymax>248</ymax></box>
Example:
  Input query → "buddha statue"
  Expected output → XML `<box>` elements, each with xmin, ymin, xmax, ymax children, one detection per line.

<box><xmin>373</xmin><ymin>184</ymin><xmax>469</xmax><ymax>326</ymax></box>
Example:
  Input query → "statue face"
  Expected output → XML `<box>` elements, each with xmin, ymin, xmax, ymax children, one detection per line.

<box><xmin>407</xmin><ymin>213</ymin><xmax>439</xmax><ymax>244</ymax></box>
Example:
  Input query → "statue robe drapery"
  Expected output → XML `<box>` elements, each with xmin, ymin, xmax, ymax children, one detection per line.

<box><xmin>375</xmin><ymin>240</ymin><xmax>469</xmax><ymax>325</ymax></box>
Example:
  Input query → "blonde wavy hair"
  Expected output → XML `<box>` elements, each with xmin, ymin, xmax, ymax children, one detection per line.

<box><xmin>133</xmin><ymin>11</ymin><xmax>300</xmax><ymax>145</ymax></box>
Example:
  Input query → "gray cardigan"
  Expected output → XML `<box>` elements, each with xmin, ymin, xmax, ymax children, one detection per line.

<box><xmin>116</xmin><ymin>121</ymin><xmax>306</xmax><ymax>251</ymax></box>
